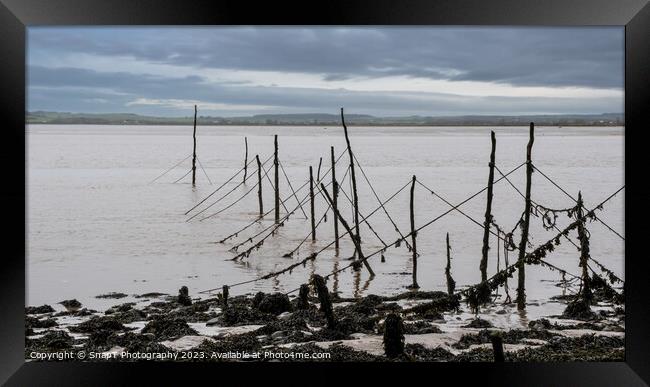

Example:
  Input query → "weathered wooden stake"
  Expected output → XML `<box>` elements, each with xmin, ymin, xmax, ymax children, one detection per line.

<box><xmin>192</xmin><ymin>105</ymin><xmax>197</xmax><ymax>185</ymax></box>
<box><xmin>517</xmin><ymin>123</ymin><xmax>535</xmax><ymax>310</ymax></box>
<box><xmin>222</xmin><ymin>285</ymin><xmax>229</xmax><ymax>308</ymax></box>
<box><xmin>341</xmin><ymin>108</ymin><xmax>362</xmax><ymax>261</ymax></box>
<box><xmin>274</xmin><ymin>134</ymin><xmax>280</xmax><ymax>224</ymax></box>
<box><xmin>490</xmin><ymin>332</ymin><xmax>505</xmax><ymax>362</ymax></box>
<box><xmin>321</xmin><ymin>183</ymin><xmax>374</xmax><ymax>276</ymax></box>
<box><xmin>311</xmin><ymin>274</ymin><xmax>336</xmax><ymax>328</ymax></box>
<box><xmin>256</xmin><ymin>154</ymin><xmax>263</xmax><ymax>216</ymax></box>
<box><xmin>446</xmin><ymin>232</ymin><xmax>456</xmax><ymax>296</ymax></box>
<box><xmin>298</xmin><ymin>284</ymin><xmax>310</xmax><ymax>309</ymax></box>
<box><xmin>409</xmin><ymin>175</ymin><xmax>419</xmax><ymax>289</ymax></box>
<box><xmin>310</xmin><ymin>166</ymin><xmax>316</xmax><ymax>242</ymax></box>
<box><xmin>480</xmin><ymin>131</ymin><xmax>497</xmax><ymax>282</ymax></box>
<box><xmin>243</xmin><ymin>137</ymin><xmax>248</xmax><ymax>183</ymax></box>
<box><xmin>383</xmin><ymin>313</ymin><xmax>405</xmax><ymax>358</ymax></box>
<box><xmin>331</xmin><ymin>146</ymin><xmax>340</xmax><ymax>250</ymax></box>
<box><xmin>576</xmin><ymin>192</ymin><xmax>592</xmax><ymax>301</ymax></box>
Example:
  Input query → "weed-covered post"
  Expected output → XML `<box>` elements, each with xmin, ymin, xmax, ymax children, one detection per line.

<box><xmin>321</xmin><ymin>183</ymin><xmax>374</xmax><ymax>276</ymax></box>
<box><xmin>222</xmin><ymin>285</ymin><xmax>229</xmax><ymax>308</ymax></box>
<box><xmin>446</xmin><ymin>232</ymin><xmax>456</xmax><ymax>296</ymax></box>
<box><xmin>256</xmin><ymin>154</ymin><xmax>263</xmax><ymax>216</ymax></box>
<box><xmin>331</xmin><ymin>146</ymin><xmax>340</xmax><ymax>250</ymax></box>
<box><xmin>243</xmin><ymin>137</ymin><xmax>248</xmax><ymax>183</ymax></box>
<box><xmin>383</xmin><ymin>313</ymin><xmax>405</xmax><ymax>358</ymax></box>
<box><xmin>192</xmin><ymin>105</ymin><xmax>197</xmax><ymax>186</ymax></box>
<box><xmin>490</xmin><ymin>332</ymin><xmax>505</xmax><ymax>362</ymax></box>
<box><xmin>576</xmin><ymin>192</ymin><xmax>592</xmax><ymax>301</ymax></box>
<box><xmin>298</xmin><ymin>284</ymin><xmax>310</xmax><ymax>309</ymax></box>
<box><xmin>480</xmin><ymin>131</ymin><xmax>497</xmax><ymax>282</ymax></box>
<box><xmin>310</xmin><ymin>166</ymin><xmax>316</xmax><ymax>242</ymax></box>
<box><xmin>409</xmin><ymin>175</ymin><xmax>419</xmax><ymax>289</ymax></box>
<box><xmin>311</xmin><ymin>274</ymin><xmax>336</xmax><ymax>328</ymax></box>
<box><xmin>517</xmin><ymin>123</ymin><xmax>535</xmax><ymax>310</ymax></box>
<box><xmin>274</xmin><ymin>134</ymin><xmax>280</xmax><ymax>224</ymax></box>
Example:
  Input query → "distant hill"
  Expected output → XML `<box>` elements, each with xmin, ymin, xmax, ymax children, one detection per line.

<box><xmin>27</xmin><ymin>111</ymin><xmax>624</xmax><ymax>126</ymax></box>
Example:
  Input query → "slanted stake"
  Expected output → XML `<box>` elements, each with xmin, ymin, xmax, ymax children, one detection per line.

<box><xmin>321</xmin><ymin>182</ymin><xmax>374</xmax><ymax>276</ymax></box>
<box><xmin>517</xmin><ymin>123</ymin><xmax>535</xmax><ymax>310</ymax></box>
<box><xmin>341</xmin><ymin>108</ymin><xmax>362</xmax><ymax>261</ymax></box>
<box><xmin>480</xmin><ymin>131</ymin><xmax>497</xmax><ymax>282</ymax></box>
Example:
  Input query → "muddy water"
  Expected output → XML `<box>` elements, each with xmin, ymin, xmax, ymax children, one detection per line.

<box><xmin>27</xmin><ymin>125</ymin><xmax>624</xmax><ymax>323</ymax></box>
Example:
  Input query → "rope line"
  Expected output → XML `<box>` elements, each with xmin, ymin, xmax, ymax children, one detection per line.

<box><xmin>148</xmin><ymin>154</ymin><xmax>191</xmax><ymax>184</ymax></box>
<box><xmin>278</xmin><ymin>160</ymin><xmax>308</xmax><ymax>219</ymax></box>
<box><xmin>185</xmin><ymin>154</ymin><xmax>271</xmax><ymax>216</ymax></box>
<box><xmin>532</xmin><ymin>164</ymin><xmax>624</xmax><ymax>241</ymax></box>
<box><xmin>196</xmin><ymin>156</ymin><xmax>213</xmax><ymax>185</ymax></box>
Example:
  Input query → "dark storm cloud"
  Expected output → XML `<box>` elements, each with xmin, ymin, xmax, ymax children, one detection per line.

<box><xmin>29</xmin><ymin>27</ymin><xmax>623</xmax><ymax>89</ymax></box>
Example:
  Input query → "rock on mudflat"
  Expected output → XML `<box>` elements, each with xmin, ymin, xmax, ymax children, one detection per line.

<box><xmin>25</xmin><ymin>305</ymin><xmax>55</xmax><ymax>314</ymax></box>
<box><xmin>59</xmin><ymin>299</ymin><xmax>82</xmax><ymax>312</ymax></box>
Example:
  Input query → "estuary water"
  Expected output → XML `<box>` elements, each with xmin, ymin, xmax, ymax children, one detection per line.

<box><xmin>26</xmin><ymin>125</ymin><xmax>624</xmax><ymax>320</ymax></box>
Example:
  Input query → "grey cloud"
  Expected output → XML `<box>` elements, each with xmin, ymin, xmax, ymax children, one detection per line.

<box><xmin>29</xmin><ymin>27</ymin><xmax>623</xmax><ymax>89</ymax></box>
<box><xmin>28</xmin><ymin>66</ymin><xmax>622</xmax><ymax>117</ymax></box>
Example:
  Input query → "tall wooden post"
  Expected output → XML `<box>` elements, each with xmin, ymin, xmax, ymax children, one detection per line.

<box><xmin>192</xmin><ymin>105</ymin><xmax>197</xmax><ymax>186</ymax></box>
<box><xmin>480</xmin><ymin>131</ymin><xmax>497</xmax><ymax>282</ymax></box>
<box><xmin>243</xmin><ymin>137</ymin><xmax>248</xmax><ymax>183</ymax></box>
<box><xmin>256</xmin><ymin>154</ymin><xmax>263</xmax><ymax>216</ymax></box>
<box><xmin>517</xmin><ymin>123</ymin><xmax>535</xmax><ymax>310</ymax></box>
<box><xmin>274</xmin><ymin>135</ymin><xmax>280</xmax><ymax>224</ymax></box>
<box><xmin>316</xmin><ymin>157</ymin><xmax>323</xmax><ymax>182</ymax></box>
<box><xmin>331</xmin><ymin>146</ymin><xmax>340</xmax><ymax>250</ymax></box>
<box><xmin>341</xmin><ymin>108</ymin><xmax>362</xmax><ymax>259</ymax></box>
<box><xmin>310</xmin><ymin>166</ymin><xmax>316</xmax><ymax>242</ymax></box>
<box><xmin>409</xmin><ymin>175</ymin><xmax>419</xmax><ymax>289</ymax></box>
<box><xmin>321</xmin><ymin>183</ymin><xmax>374</xmax><ymax>276</ymax></box>
<box><xmin>576</xmin><ymin>192</ymin><xmax>592</xmax><ymax>301</ymax></box>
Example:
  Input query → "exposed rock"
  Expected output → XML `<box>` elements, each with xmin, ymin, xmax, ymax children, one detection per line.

<box><xmin>25</xmin><ymin>305</ymin><xmax>55</xmax><ymax>314</ymax></box>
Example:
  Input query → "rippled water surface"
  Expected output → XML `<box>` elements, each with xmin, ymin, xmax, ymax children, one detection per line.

<box><xmin>27</xmin><ymin>125</ymin><xmax>624</xmax><ymax>316</ymax></box>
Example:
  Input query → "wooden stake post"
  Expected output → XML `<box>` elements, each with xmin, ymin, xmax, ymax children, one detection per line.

<box><xmin>256</xmin><ymin>154</ymin><xmax>263</xmax><ymax>216</ymax></box>
<box><xmin>331</xmin><ymin>146</ymin><xmax>340</xmax><ymax>250</ymax></box>
<box><xmin>517</xmin><ymin>123</ymin><xmax>535</xmax><ymax>310</ymax></box>
<box><xmin>243</xmin><ymin>137</ymin><xmax>248</xmax><ymax>183</ymax></box>
<box><xmin>192</xmin><ymin>105</ymin><xmax>197</xmax><ymax>185</ymax></box>
<box><xmin>310</xmin><ymin>166</ymin><xmax>316</xmax><ymax>242</ymax></box>
<box><xmin>409</xmin><ymin>175</ymin><xmax>419</xmax><ymax>289</ymax></box>
<box><xmin>274</xmin><ymin>135</ymin><xmax>280</xmax><ymax>224</ymax></box>
<box><xmin>480</xmin><ymin>131</ymin><xmax>497</xmax><ymax>282</ymax></box>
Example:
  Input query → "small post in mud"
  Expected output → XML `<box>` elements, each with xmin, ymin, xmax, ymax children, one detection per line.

<box><xmin>341</xmin><ymin>108</ymin><xmax>362</xmax><ymax>261</ymax></box>
<box><xmin>310</xmin><ymin>166</ymin><xmax>316</xmax><ymax>242</ymax></box>
<box><xmin>222</xmin><ymin>285</ymin><xmax>229</xmax><ymax>308</ymax></box>
<box><xmin>331</xmin><ymin>146</ymin><xmax>340</xmax><ymax>251</ymax></box>
<box><xmin>243</xmin><ymin>137</ymin><xmax>248</xmax><ymax>184</ymax></box>
<box><xmin>409</xmin><ymin>175</ymin><xmax>419</xmax><ymax>289</ymax></box>
<box><xmin>517</xmin><ymin>123</ymin><xmax>535</xmax><ymax>310</ymax></box>
<box><xmin>480</xmin><ymin>131</ymin><xmax>497</xmax><ymax>282</ymax></box>
<box><xmin>321</xmin><ymin>183</ymin><xmax>374</xmax><ymax>276</ymax></box>
<box><xmin>311</xmin><ymin>274</ymin><xmax>336</xmax><ymax>328</ymax></box>
<box><xmin>274</xmin><ymin>134</ymin><xmax>280</xmax><ymax>224</ymax></box>
<box><xmin>576</xmin><ymin>192</ymin><xmax>592</xmax><ymax>301</ymax></box>
<box><xmin>256</xmin><ymin>154</ymin><xmax>263</xmax><ymax>216</ymax></box>
<box><xmin>298</xmin><ymin>284</ymin><xmax>310</xmax><ymax>309</ymax></box>
<box><xmin>490</xmin><ymin>332</ymin><xmax>505</xmax><ymax>362</ymax></box>
<box><xmin>446</xmin><ymin>232</ymin><xmax>456</xmax><ymax>296</ymax></box>
<box><xmin>191</xmin><ymin>105</ymin><xmax>197</xmax><ymax>186</ymax></box>
<box><xmin>383</xmin><ymin>313</ymin><xmax>405</xmax><ymax>358</ymax></box>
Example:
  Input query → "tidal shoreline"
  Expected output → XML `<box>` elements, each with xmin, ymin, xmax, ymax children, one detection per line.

<box><xmin>25</xmin><ymin>282</ymin><xmax>624</xmax><ymax>362</ymax></box>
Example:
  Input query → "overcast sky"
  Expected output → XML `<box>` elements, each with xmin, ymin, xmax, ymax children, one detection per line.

<box><xmin>27</xmin><ymin>27</ymin><xmax>624</xmax><ymax>117</ymax></box>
